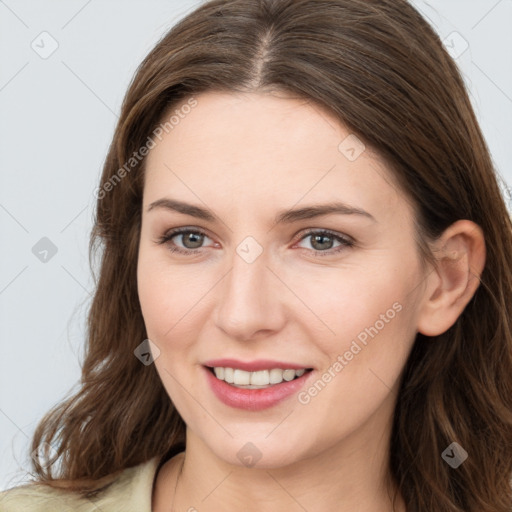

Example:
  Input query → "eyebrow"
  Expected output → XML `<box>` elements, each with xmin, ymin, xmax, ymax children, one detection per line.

<box><xmin>146</xmin><ymin>198</ymin><xmax>376</xmax><ymax>224</ymax></box>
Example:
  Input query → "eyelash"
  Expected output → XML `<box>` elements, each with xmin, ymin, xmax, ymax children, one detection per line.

<box><xmin>156</xmin><ymin>227</ymin><xmax>355</xmax><ymax>257</ymax></box>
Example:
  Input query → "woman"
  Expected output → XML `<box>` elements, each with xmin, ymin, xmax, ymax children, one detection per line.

<box><xmin>1</xmin><ymin>0</ymin><xmax>511</xmax><ymax>510</ymax></box>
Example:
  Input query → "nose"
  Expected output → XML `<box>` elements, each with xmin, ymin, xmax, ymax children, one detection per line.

<box><xmin>213</xmin><ymin>244</ymin><xmax>286</xmax><ymax>342</ymax></box>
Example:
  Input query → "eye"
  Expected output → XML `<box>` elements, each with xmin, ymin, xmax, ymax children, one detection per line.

<box><xmin>156</xmin><ymin>227</ymin><xmax>354</xmax><ymax>257</ymax></box>
<box><xmin>156</xmin><ymin>227</ymin><xmax>215</xmax><ymax>256</ymax></box>
<box><xmin>294</xmin><ymin>229</ymin><xmax>354</xmax><ymax>257</ymax></box>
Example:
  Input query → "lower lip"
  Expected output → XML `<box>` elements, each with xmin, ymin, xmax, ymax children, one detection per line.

<box><xmin>203</xmin><ymin>366</ymin><xmax>314</xmax><ymax>411</ymax></box>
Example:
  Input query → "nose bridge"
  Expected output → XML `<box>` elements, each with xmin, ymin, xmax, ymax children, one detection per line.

<box><xmin>214</xmin><ymin>236</ymin><xmax>284</xmax><ymax>339</ymax></box>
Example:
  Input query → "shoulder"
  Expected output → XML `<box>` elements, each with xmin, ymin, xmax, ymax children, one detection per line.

<box><xmin>0</xmin><ymin>483</ymin><xmax>80</xmax><ymax>512</ymax></box>
<box><xmin>0</xmin><ymin>456</ymin><xmax>161</xmax><ymax>512</ymax></box>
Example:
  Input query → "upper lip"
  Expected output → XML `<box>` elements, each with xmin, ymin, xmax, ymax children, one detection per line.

<box><xmin>203</xmin><ymin>358</ymin><xmax>313</xmax><ymax>372</ymax></box>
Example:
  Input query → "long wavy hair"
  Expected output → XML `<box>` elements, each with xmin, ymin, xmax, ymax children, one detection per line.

<box><xmin>26</xmin><ymin>0</ymin><xmax>512</xmax><ymax>510</ymax></box>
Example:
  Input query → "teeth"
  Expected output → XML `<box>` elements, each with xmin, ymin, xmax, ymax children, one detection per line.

<box><xmin>224</xmin><ymin>367</ymin><xmax>234</xmax><ymax>383</ymax></box>
<box><xmin>233</xmin><ymin>369</ymin><xmax>251</xmax><ymax>385</ymax></box>
<box><xmin>211</xmin><ymin>367</ymin><xmax>308</xmax><ymax>388</ymax></box>
<box><xmin>269</xmin><ymin>368</ymin><xmax>283</xmax><ymax>384</ymax></box>
<box><xmin>283</xmin><ymin>369</ymin><xmax>296</xmax><ymax>381</ymax></box>
<box><xmin>251</xmin><ymin>370</ymin><xmax>269</xmax><ymax>386</ymax></box>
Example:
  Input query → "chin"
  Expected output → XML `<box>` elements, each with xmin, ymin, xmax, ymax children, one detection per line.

<box><xmin>197</xmin><ymin>431</ymin><xmax>318</xmax><ymax>470</ymax></box>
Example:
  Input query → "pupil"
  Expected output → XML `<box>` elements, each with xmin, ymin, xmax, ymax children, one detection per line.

<box><xmin>313</xmin><ymin>234</ymin><xmax>332</xmax><ymax>250</ymax></box>
<box><xmin>184</xmin><ymin>233</ymin><xmax>203</xmax><ymax>248</ymax></box>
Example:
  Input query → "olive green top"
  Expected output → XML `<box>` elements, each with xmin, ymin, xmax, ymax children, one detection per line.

<box><xmin>0</xmin><ymin>456</ymin><xmax>162</xmax><ymax>512</ymax></box>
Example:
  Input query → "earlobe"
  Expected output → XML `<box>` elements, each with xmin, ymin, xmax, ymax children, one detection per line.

<box><xmin>417</xmin><ymin>220</ymin><xmax>486</xmax><ymax>337</ymax></box>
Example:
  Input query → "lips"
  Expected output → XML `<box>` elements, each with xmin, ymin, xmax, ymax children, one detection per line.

<box><xmin>202</xmin><ymin>358</ymin><xmax>313</xmax><ymax>372</ymax></box>
<box><xmin>202</xmin><ymin>359</ymin><xmax>315</xmax><ymax>411</ymax></box>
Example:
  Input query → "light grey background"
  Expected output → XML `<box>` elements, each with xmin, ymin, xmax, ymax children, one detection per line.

<box><xmin>1</xmin><ymin>0</ymin><xmax>511</xmax><ymax>491</ymax></box>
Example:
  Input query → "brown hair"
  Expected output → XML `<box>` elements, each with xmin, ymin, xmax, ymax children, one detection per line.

<box><xmin>27</xmin><ymin>0</ymin><xmax>512</xmax><ymax>510</ymax></box>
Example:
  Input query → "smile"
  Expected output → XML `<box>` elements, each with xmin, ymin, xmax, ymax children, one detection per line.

<box><xmin>202</xmin><ymin>363</ymin><xmax>315</xmax><ymax>411</ymax></box>
<box><xmin>210</xmin><ymin>366</ymin><xmax>310</xmax><ymax>388</ymax></box>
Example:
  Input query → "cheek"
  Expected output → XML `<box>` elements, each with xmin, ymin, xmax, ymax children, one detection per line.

<box><xmin>289</xmin><ymin>263</ymin><xmax>407</xmax><ymax>344</ymax></box>
<box><xmin>137</xmin><ymin>246</ymin><xmax>181</xmax><ymax>338</ymax></box>
<box><xmin>137</xmin><ymin>251</ymin><xmax>202</xmax><ymax>404</ymax></box>
<box><xmin>137</xmin><ymin>256</ymin><xmax>164</xmax><ymax>333</ymax></box>
<box><xmin>137</xmin><ymin>245</ymin><xmax>212</xmax><ymax>345</ymax></box>
<box><xmin>294</xmin><ymin>256</ymin><xmax>418</xmax><ymax>394</ymax></box>
<box><xmin>296</xmin><ymin>302</ymin><xmax>415</xmax><ymax>443</ymax></box>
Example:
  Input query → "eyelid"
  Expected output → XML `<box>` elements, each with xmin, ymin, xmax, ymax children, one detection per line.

<box><xmin>156</xmin><ymin>227</ymin><xmax>215</xmax><ymax>254</ymax></box>
<box><xmin>292</xmin><ymin>227</ymin><xmax>354</xmax><ymax>245</ymax></box>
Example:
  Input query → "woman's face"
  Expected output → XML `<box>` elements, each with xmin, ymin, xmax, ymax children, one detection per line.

<box><xmin>137</xmin><ymin>90</ymin><xmax>429</xmax><ymax>468</ymax></box>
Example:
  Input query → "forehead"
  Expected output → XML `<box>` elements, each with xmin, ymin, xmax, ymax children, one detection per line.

<box><xmin>143</xmin><ymin>91</ymin><xmax>408</xmax><ymax>226</ymax></box>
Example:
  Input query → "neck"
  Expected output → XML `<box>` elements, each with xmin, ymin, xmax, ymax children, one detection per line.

<box><xmin>153</xmin><ymin>395</ymin><xmax>406</xmax><ymax>512</ymax></box>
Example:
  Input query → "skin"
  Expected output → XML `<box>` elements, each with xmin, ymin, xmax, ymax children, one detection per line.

<box><xmin>136</xmin><ymin>90</ymin><xmax>486</xmax><ymax>512</ymax></box>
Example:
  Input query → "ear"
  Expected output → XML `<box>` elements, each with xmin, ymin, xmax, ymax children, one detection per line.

<box><xmin>417</xmin><ymin>220</ymin><xmax>486</xmax><ymax>337</ymax></box>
